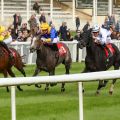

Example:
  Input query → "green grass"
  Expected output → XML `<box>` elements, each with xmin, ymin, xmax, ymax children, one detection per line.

<box><xmin>0</xmin><ymin>62</ymin><xmax>120</xmax><ymax>120</ymax></box>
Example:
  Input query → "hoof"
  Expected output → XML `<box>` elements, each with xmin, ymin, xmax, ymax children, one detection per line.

<box><xmin>95</xmin><ymin>91</ymin><xmax>100</xmax><ymax>96</ymax></box>
<box><xmin>61</xmin><ymin>88</ymin><xmax>65</xmax><ymax>92</ymax></box>
<box><xmin>82</xmin><ymin>89</ymin><xmax>85</xmax><ymax>93</ymax></box>
<box><xmin>17</xmin><ymin>86</ymin><xmax>23</xmax><ymax>91</ymax></box>
<box><xmin>50</xmin><ymin>83</ymin><xmax>57</xmax><ymax>87</ymax></box>
<box><xmin>35</xmin><ymin>84</ymin><xmax>41</xmax><ymax>88</ymax></box>
<box><xmin>45</xmin><ymin>87</ymin><xmax>49</xmax><ymax>91</ymax></box>
<box><xmin>19</xmin><ymin>88</ymin><xmax>23</xmax><ymax>91</ymax></box>
<box><xmin>6</xmin><ymin>87</ymin><xmax>9</xmax><ymax>92</ymax></box>
<box><xmin>109</xmin><ymin>91</ymin><xmax>113</xmax><ymax>95</ymax></box>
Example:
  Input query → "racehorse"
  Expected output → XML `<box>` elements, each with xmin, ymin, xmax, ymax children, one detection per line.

<box><xmin>0</xmin><ymin>46</ymin><xmax>26</xmax><ymax>92</ymax></box>
<box><xmin>78</xmin><ymin>28</ymin><xmax>120</xmax><ymax>95</ymax></box>
<box><xmin>30</xmin><ymin>35</ymin><xmax>72</xmax><ymax>92</ymax></box>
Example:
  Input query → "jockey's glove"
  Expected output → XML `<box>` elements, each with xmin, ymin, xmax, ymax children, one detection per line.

<box><xmin>45</xmin><ymin>38</ymin><xmax>51</xmax><ymax>42</ymax></box>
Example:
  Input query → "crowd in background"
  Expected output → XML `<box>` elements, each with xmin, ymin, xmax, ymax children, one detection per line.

<box><xmin>6</xmin><ymin>1</ymin><xmax>120</xmax><ymax>43</ymax></box>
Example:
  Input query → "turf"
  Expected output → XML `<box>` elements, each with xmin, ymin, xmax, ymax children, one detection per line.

<box><xmin>0</xmin><ymin>62</ymin><xmax>120</xmax><ymax>120</ymax></box>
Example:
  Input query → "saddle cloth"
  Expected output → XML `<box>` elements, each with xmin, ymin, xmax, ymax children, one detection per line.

<box><xmin>104</xmin><ymin>43</ymin><xmax>115</xmax><ymax>57</ymax></box>
<box><xmin>57</xmin><ymin>43</ymin><xmax>67</xmax><ymax>56</ymax></box>
<box><xmin>44</xmin><ymin>42</ymin><xmax>67</xmax><ymax>56</ymax></box>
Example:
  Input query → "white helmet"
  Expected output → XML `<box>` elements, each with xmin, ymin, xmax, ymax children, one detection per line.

<box><xmin>92</xmin><ymin>24</ymin><xmax>100</xmax><ymax>32</ymax></box>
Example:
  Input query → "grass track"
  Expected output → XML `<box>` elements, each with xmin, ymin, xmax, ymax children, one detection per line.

<box><xmin>0</xmin><ymin>62</ymin><xmax>120</xmax><ymax>120</ymax></box>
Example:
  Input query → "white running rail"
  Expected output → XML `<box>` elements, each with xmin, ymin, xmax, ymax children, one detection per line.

<box><xmin>10</xmin><ymin>40</ymin><xmax>120</xmax><ymax>64</ymax></box>
<box><xmin>1</xmin><ymin>70</ymin><xmax>120</xmax><ymax>120</ymax></box>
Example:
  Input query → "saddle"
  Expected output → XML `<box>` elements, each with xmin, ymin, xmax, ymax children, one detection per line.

<box><xmin>44</xmin><ymin>43</ymin><xmax>67</xmax><ymax>56</ymax></box>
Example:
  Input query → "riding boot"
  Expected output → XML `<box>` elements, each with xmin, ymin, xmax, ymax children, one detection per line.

<box><xmin>0</xmin><ymin>42</ymin><xmax>14</xmax><ymax>59</ymax></box>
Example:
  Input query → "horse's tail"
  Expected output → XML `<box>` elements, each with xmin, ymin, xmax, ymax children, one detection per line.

<box><xmin>112</xmin><ymin>43</ymin><xmax>120</xmax><ymax>65</ymax></box>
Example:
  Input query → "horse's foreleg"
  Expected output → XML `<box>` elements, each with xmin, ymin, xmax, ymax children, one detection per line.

<box><xmin>96</xmin><ymin>80</ymin><xmax>104</xmax><ymax>95</ymax></box>
<box><xmin>81</xmin><ymin>67</ymin><xmax>91</xmax><ymax>93</ymax></box>
<box><xmin>61</xmin><ymin>63</ymin><xmax>70</xmax><ymax>92</ymax></box>
<box><xmin>8</xmin><ymin>69</ymin><xmax>23</xmax><ymax>91</ymax></box>
<box><xmin>33</xmin><ymin>67</ymin><xmax>41</xmax><ymax>88</ymax></box>
<box><xmin>45</xmin><ymin>70</ymin><xmax>56</xmax><ymax>91</ymax></box>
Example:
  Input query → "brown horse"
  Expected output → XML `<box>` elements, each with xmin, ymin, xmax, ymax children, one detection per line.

<box><xmin>30</xmin><ymin>35</ymin><xmax>72</xmax><ymax>92</ymax></box>
<box><xmin>0</xmin><ymin>46</ymin><xmax>26</xmax><ymax>92</ymax></box>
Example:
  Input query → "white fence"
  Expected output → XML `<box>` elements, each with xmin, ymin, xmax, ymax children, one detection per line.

<box><xmin>10</xmin><ymin>40</ymin><xmax>120</xmax><ymax>64</ymax></box>
<box><xmin>10</xmin><ymin>40</ymin><xmax>78</xmax><ymax>64</ymax></box>
<box><xmin>1</xmin><ymin>70</ymin><xmax>120</xmax><ymax>120</ymax></box>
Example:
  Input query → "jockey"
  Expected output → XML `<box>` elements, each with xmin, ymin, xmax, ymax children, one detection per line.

<box><xmin>92</xmin><ymin>24</ymin><xmax>113</xmax><ymax>58</ymax></box>
<box><xmin>0</xmin><ymin>25</ymin><xmax>13</xmax><ymax>59</ymax></box>
<box><xmin>40</xmin><ymin>22</ymin><xmax>59</xmax><ymax>43</ymax></box>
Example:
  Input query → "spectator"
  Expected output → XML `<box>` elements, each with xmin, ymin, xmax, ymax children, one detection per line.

<box><xmin>33</xmin><ymin>1</ymin><xmax>40</xmax><ymax>14</ymax></box>
<box><xmin>22</xmin><ymin>29</ymin><xmax>29</xmax><ymax>42</ymax></box>
<box><xmin>13</xmin><ymin>13</ymin><xmax>19</xmax><ymax>29</ymax></box>
<box><xmin>66</xmin><ymin>29</ymin><xmax>73</xmax><ymax>41</ymax></box>
<box><xmin>16</xmin><ymin>30</ymin><xmax>24</xmax><ymax>42</ymax></box>
<box><xmin>115</xmin><ymin>20</ymin><xmax>120</xmax><ymax>33</ymax></box>
<box><xmin>76</xmin><ymin>16</ymin><xmax>80</xmax><ymax>31</ymax></box>
<box><xmin>46</xmin><ymin>13</ymin><xmax>52</xmax><ymax>26</ymax></box>
<box><xmin>74</xmin><ymin>30</ymin><xmax>82</xmax><ymax>62</ymax></box>
<box><xmin>28</xmin><ymin>14</ymin><xmax>38</xmax><ymax>30</ymax></box>
<box><xmin>8</xmin><ymin>25</ymin><xmax>17</xmax><ymax>40</ymax></box>
<box><xmin>34</xmin><ymin>13</ymin><xmax>40</xmax><ymax>26</ymax></box>
<box><xmin>74</xmin><ymin>30</ymin><xmax>81</xmax><ymax>41</ymax></box>
<box><xmin>20</xmin><ymin>23</ymin><xmax>28</xmax><ymax>31</ymax></box>
<box><xmin>108</xmin><ymin>14</ymin><xmax>116</xmax><ymax>25</ymax></box>
<box><xmin>39</xmin><ymin>12</ymin><xmax>46</xmax><ymax>23</ymax></box>
<box><xmin>18</xmin><ymin>13</ymin><xmax>22</xmax><ymax>29</ymax></box>
<box><xmin>59</xmin><ymin>22</ymin><xmax>67</xmax><ymax>41</ymax></box>
<box><xmin>82</xmin><ymin>21</ymin><xmax>90</xmax><ymax>33</ymax></box>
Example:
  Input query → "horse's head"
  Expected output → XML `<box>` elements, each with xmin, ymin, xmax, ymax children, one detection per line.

<box><xmin>78</xmin><ymin>29</ymin><xmax>93</xmax><ymax>49</ymax></box>
<box><xmin>30</xmin><ymin>35</ymin><xmax>43</xmax><ymax>53</ymax></box>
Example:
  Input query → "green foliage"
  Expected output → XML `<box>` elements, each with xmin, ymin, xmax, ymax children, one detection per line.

<box><xmin>0</xmin><ymin>62</ymin><xmax>120</xmax><ymax>120</ymax></box>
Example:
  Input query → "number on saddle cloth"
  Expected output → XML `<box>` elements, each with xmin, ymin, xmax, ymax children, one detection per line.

<box><xmin>57</xmin><ymin>43</ymin><xmax>67</xmax><ymax>56</ymax></box>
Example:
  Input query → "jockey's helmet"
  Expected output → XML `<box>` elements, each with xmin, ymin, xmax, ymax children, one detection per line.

<box><xmin>0</xmin><ymin>26</ymin><xmax>5</xmax><ymax>34</ymax></box>
<box><xmin>92</xmin><ymin>24</ymin><xmax>100</xmax><ymax>32</ymax></box>
<box><xmin>40</xmin><ymin>23</ymin><xmax>49</xmax><ymax>31</ymax></box>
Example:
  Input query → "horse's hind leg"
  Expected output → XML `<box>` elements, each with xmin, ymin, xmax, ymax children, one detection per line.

<box><xmin>61</xmin><ymin>63</ymin><xmax>70</xmax><ymax>92</ymax></box>
<box><xmin>109</xmin><ymin>65</ymin><xmax>119</xmax><ymax>95</ymax></box>
<box><xmin>7</xmin><ymin>68</ymin><xmax>23</xmax><ymax>91</ymax></box>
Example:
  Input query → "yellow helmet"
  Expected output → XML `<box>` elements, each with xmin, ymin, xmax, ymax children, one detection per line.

<box><xmin>40</xmin><ymin>23</ymin><xmax>49</xmax><ymax>30</ymax></box>
<box><xmin>0</xmin><ymin>26</ymin><xmax>5</xmax><ymax>33</ymax></box>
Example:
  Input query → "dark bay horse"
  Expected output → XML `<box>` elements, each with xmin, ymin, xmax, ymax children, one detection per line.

<box><xmin>30</xmin><ymin>35</ymin><xmax>72</xmax><ymax>91</ymax></box>
<box><xmin>78</xmin><ymin>28</ymin><xmax>120</xmax><ymax>95</ymax></box>
<box><xmin>0</xmin><ymin>46</ymin><xmax>26</xmax><ymax>92</ymax></box>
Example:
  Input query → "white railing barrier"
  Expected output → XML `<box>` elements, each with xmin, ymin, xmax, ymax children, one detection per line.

<box><xmin>10</xmin><ymin>40</ymin><xmax>120</xmax><ymax>64</ymax></box>
<box><xmin>10</xmin><ymin>40</ymin><xmax>78</xmax><ymax>64</ymax></box>
<box><xmin>1</xmin><ymin>70</ymin><xmax>120</xmax><ymax>120</ymax></box>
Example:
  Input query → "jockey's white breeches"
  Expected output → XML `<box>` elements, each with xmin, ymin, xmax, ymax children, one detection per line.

<box><xmin>4</xmin><ymin>36</ymin><xmax>12</xmax><ymax>44</ymax></box>
<box><xmin>52</xmin><ymin>37</ymin><xmax>59</xmax><ymax>43</ymax></box>
<box><xmin>98</xmin><ymin>27</ymin><xmax>112</xmax><ymax>45</ymax></box>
